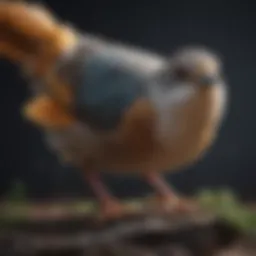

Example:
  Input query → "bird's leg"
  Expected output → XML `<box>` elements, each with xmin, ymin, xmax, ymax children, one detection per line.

<box><xmin>144</xmin><ymin>172</ymin><xmax>197</xmax><ymax>213</ymax></box>
<box><xmin>85</xmin><ymin>173</ymin><xmax>124</xmax><ymax>219</ymax></box>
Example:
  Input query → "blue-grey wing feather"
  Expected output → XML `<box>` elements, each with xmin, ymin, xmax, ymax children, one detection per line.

<box><xmin>70</xmin><ymin>52</ymin><xmax>146</xmax><ymax>130</ymax></box>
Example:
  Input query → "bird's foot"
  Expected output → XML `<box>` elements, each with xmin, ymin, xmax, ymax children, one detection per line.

<box><xmin>144</xmin><ymin>172</ymin><xmax>199</xmax><ymax>214</ymax></box>
<box><xmin>98</xmin><ymin>199</ymin><xmax>126</xmax><ymax>221</ymax></box>
<box><xmin>167</xmin><ymin>196</ymin><xmax>199</xmax><ymax>213</ymax></box>
<box><xmin>85</xmin><ymin>173</ymin><xmax>127</xmax><ymax>221</ymax></box>
<box><xmin>148</xmin><ymin>195</ymin><xmax>199</xmax><ymax>214</ymax></box>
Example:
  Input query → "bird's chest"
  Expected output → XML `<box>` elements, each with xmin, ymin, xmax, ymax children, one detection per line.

<box><xmin>159</xmin><ymin>84</ymin><xmax>227</xmax><ymax>170</ymax></box>
<box><xmin>107</xmin><ymin>84</ymin><xmax>227</xmax><ymax>172</ymax></box>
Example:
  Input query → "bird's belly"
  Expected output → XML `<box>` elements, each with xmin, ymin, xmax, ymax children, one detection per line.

<box><xmin>98</xmin><ymin>133</ymin><xmax>212</xmax><ymax>173</ymax></box>
<box><xmin>43</xmin><ymin>123</ymin><xmax>161</xmax><ymax>172</ymax></box>
<box><xmin>43</xmin><ymin>119</ymin><xmax>215</xmax><ymax>173</ymax></box>
<box><xmin>43</xmin><ymin>117</ymin><xmax>215</xmax><ymax>173</ymax></box>
<box><xmin>101</xmin><ymin>125</ymin><xmax>216</xmax><ymax>173</ymax></box>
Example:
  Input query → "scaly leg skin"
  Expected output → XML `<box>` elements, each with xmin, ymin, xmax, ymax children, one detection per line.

<box><xmin>144</xmin><ymin>172</ymin><xmax>198</xmax><ymax>213</ymax></box>
<box><xmin>85</xmin><ymin>173</ymin><xmax>125</xmax><ymax>220</ymax></box>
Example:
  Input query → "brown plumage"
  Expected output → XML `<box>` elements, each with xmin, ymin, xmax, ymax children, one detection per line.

<box><xmin>0</xmin><ymin>2</ymin><xmax>228</xmax><ymax>219</ymax></box>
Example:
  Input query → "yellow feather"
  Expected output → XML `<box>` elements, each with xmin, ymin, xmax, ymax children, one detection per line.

<box><xmin>22</xmin><ymin>94</ymin><xmax>75</xmax><ymax>129</ymax></box>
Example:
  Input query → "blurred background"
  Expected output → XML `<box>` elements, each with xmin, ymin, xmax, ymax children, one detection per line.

<box><xmin>0</xmin><ymin>0</ymin><xmax>255</xmax><ymax>201</ymax></box>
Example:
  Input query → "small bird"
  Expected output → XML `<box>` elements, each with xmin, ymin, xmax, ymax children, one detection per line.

<box><xmin>0</xmin><ymin>2</ymin><xmax>228</xmax><ymax>218</ymax></box>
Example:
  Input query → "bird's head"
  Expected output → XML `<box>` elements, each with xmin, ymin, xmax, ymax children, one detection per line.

<box><xmin>169</xmin><ymin>47</ymin><xmax>223</xmax><ymax>88</ymax></box>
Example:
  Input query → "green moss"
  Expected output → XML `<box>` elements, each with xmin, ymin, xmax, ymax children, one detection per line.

<box><xmin>197</xmin><ymin>189</ymin><xmax>256</xmax><ymax>233</ymax></box>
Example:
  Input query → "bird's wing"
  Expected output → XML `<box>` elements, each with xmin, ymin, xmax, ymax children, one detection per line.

<box><xmin>58</xmin><ymin>50</ymin><xmax>148</xmax><ymax>131</ymax></box>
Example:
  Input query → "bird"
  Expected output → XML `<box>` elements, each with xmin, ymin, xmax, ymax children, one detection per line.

<box><xmin>0</xmin><ymin>2</ymin><xmax>228</xmax><ymax>219</ymax></box>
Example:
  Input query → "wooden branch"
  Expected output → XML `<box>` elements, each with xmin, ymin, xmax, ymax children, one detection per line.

<box><xmin>0</xmin><ymin>205</ymin><xmax>244</xmax><ymax>255</ymax></box>
<box><xmin>0</xmin><ymin>197</ymin><xmax>255</xmax><ymax>255</ymax></box>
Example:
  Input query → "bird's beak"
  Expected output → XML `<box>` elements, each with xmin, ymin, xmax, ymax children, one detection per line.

<box><xmin>199</xmin><ymin>75</ymin><xmax>220</xmax><ymax>86</ymax></box>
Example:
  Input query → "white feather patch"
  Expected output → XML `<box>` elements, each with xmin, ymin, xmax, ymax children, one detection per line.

<box><xmin>149</xmin><ymin>83</ymin><xmax>197</xmax><ymax>141</ymax></box>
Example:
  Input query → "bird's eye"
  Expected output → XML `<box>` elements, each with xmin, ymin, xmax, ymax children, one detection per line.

<box><xmin>172</xmin><ymin>67</ymin><xmax>190</xmax><ymax>80</ymax></box>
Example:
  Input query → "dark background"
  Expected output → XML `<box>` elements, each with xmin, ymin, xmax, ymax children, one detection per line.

<box><xmin>1</xmin><ymin>0</ymin><xmax>255</xmax><ymax>200</ymax></box>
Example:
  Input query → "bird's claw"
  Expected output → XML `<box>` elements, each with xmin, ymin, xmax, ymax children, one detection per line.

<box><xmin>147</xmin><ymin>195</ymin><xmax>199</xmax><ymax>214</ymax></box>
<box><xmin>98</xmin><ymin>200</ymin><xmax>126</xmax><ymax>221</ymax></box>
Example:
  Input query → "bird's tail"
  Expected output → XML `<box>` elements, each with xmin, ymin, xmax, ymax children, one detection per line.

<box><xmin>0</xmin><ymin>1</ymin><xmax>78</xmax><ymax>77</ymax></box>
